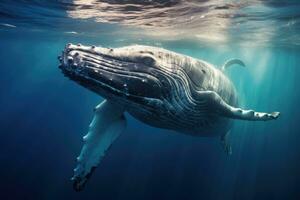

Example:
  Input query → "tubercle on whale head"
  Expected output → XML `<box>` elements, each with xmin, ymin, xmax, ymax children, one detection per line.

<box><xmin>58</xmin><ymin>43</ymin><xmax>166</xmax><ymax>103</ymax></box>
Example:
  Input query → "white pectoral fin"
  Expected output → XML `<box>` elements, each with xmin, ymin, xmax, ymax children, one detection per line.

<box><xmin>72</xmin><ymin>100</ymin><xmax>126</xmax><ymax>191</ymax></box>
<box><xmin>226</xmin><ymin>108</ymin><xmax>280</xmax><ymax>121</ymax></box>
<box><xmin>198</xmin><ymin>90</ymin><xmax>280</xmax><ymax>121</ymax></box>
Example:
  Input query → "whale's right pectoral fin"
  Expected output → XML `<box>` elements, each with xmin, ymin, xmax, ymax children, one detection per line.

<box><xmin>199</xmin><ymin>91</ymin><xmax>280</xmax><ymax>121</ymax></box>
<box><xmin>224</xmin><ymin>107</ymin><xmax>280</xmax><ymax>121</ymax></box>
<box><xmin>72</xmin><ymin>99</ymin><xmax>126</xmax><ymax>191</ymax></box>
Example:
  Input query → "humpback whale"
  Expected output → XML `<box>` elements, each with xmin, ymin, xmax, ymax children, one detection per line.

<box><xmin>58</xmin><ymin>43</ymin><xmax>280</xmax><ymax>191</ymax></box>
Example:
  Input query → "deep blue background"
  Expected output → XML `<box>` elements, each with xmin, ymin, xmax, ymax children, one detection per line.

<box><xmin>0</xmin><ymin>30</ymin><xmax>299</xmax><ymax>200</ymax></box>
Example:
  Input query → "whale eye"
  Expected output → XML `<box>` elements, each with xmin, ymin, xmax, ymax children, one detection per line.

<box><xmin>185</xmin><ymin>66</ymin><xmax>205</xmax><ymax>87</ymax></box>
<box><xmin>142</xmin><ymin>56</ymin><xmax>155</xmax><ymax>65</ymax></box>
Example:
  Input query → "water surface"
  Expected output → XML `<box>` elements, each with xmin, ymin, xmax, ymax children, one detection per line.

<box><xmin>0</xmin><ymin>1</ymin><xmax>300</xmax><ymax>200</ymax></box>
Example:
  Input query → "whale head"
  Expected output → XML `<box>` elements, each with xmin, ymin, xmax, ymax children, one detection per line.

<box><xmin>58</xmin><ymin>43</ymin><xmax>190</xmax><ymax>106</ymax></box>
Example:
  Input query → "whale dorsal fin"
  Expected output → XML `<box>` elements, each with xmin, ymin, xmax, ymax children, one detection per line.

<box><xmin>221</xmin><ymin>59</ymin><xmax>246</xmax><ymax>72</ymax></box>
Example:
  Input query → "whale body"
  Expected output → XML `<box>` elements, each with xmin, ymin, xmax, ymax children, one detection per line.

<box><xmin>58</xmin><ymin>44</ymin><xmax>280</xmax><ymax>191</ymax></box>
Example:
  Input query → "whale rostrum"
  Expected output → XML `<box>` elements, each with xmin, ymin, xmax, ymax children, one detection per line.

<box><xmin>58</xmin><ymin>43</ymin><xmax>280</xmax><ymax>191</ymax></box>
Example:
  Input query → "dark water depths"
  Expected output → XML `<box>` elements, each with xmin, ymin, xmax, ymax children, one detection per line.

<box><xmin>1</xmin><ymin>1</ymin><xmax>300</xmax><ymax>200</ymax></box>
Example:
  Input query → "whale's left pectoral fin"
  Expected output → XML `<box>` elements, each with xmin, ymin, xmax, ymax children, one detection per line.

<box><xmin>72</xmin><ymin>100</ymin><xmax>126</xmax><ymax>191</ymax></box>
<box><xmin>199</xmin><ymin>91</ymin><xmax>280</xmax><ymax>121</ymax></box>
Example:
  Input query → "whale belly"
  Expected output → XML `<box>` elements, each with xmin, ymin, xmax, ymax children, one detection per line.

<box><xmin>126</xmin><ymin>97</ymin><xmax>233</xmax><ymax>137</ymax></box>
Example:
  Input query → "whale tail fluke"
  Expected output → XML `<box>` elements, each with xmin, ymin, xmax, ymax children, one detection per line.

<box><xmin>221</xmin><ymin>59</ymin><xmax>246</xmax><ymax>72</ymax></box>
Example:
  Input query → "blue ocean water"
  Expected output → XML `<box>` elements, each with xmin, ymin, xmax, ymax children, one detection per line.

<box><xmin>1</xmin><ymin>1</ymin><xmax>300</xmax><ymax>199</ymax></box>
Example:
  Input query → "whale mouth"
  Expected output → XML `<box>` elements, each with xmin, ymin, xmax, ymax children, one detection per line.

<box><xmin>58</xmin><ymin>43</ymin><xmax>162</xmax><ymax>101</ymax></box>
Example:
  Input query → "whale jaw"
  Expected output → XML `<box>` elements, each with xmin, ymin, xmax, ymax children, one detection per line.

<box><xmin>58</xmin><ymin>43</ymin><xmax>162</xmax><ymax>103</ymax></box>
